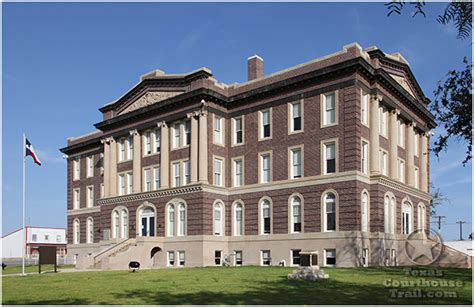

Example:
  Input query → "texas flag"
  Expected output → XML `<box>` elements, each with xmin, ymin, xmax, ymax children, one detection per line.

<box><xmin>25</xmin><ymin>138</ymin><xmax>41</xmax><ymax>166</ymax></box>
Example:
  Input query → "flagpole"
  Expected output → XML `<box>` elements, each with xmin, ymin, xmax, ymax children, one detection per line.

<box><xmin>22</xmin><ymin>133</ymin><xmax>26</xmax><ymax>276</ymax></box>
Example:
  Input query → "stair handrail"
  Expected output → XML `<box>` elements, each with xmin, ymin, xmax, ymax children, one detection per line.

<box><xmin>94</xmin><ymin>238</ymin><xmax>133</xmax><ymax>262</ymax></box>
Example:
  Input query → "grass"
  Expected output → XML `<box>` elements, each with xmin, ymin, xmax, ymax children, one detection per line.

<box><xmin>2</xmin><ymin>264</ymin><xmax>74</xmax><ymax>275</ymax></box>
<box><xmin>2</xmin><ymin>266</ymin><xmax>472</xmax><ymax>305</ymax></box>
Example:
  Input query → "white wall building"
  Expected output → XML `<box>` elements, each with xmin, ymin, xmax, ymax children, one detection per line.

<box><xmin>2</xmin><ymin>227</ymin><xmax>67</xmax><ymax>264</ymax></box>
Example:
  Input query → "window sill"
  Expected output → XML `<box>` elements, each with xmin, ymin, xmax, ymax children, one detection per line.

<box><xmin>288</xmin><ymin>129</ymin><xmax>304</xmax><ymax>135</ymax></box>
<box><xmin>231</xmin><ymin>142</ymin><xmax>244</xmax><ymax>147</ymax></box>
<box><xmin>258</xmin><ymin>137</ymin><xmax>272</xmax><ymax>142</ymax></box>
<box><xmin>321</xmin><ymin>123</ymin><xmax>338</xmax><ymax>128</ymax></box>
<box><xmin>143</xmin><ymin>152</ymin><xmax>160</xmax><ymax>158</ymax></box>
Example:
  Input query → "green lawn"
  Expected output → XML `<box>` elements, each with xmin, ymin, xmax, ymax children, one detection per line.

<box><xmin>2</xmin><ymin>264</ymin><xmax>74</xmax><ymax>275</ymax></box>
<box><xmin>2</xmin><ymin>266</ymin><xmax>472</xmax><ymax>305</ymax></box>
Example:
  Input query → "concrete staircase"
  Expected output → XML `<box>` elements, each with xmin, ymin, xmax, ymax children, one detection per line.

<box><xmin>92</xmin><ymin>238</ymin><xmax>137</xmax><ymax>269</ymax></box>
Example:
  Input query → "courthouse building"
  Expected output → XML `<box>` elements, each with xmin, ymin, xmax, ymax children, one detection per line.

<box><xmin>60</xmin><ymin>43</ymin><xmax>435</xmax><ymax>269</ymax></box>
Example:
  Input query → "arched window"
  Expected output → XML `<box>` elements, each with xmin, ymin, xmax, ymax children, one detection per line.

<box><xmin>323</xmin><ymin>192</ymin><xmax>336</xmax><ymax>232</ymax></box>
<box><xmin>178</xmin><ymin>203</ymin><xmax>186</xmax><ymax>236</ymax></box>
<box><xmin>73</xmin><ymin>219</ymin><xmax>80</xmax><ymax>244</ymax></box>
<box><xmin>113</xmin><ymin>210</ymin><xmax>120</xmax><ymax>239</ymax></box>
<box><xmin>214</xmin><ymin>202</ymin><xmax>223</xmax><ymax>236</ymax></box>
<box><xmin>402</xmin><ymin>201</ymin><xmax>412</xmax><ymax>234</ymax></box>
<box><xmin>417</xmin><ymin>204</ymin><xmax>426</xmax><ymax>231</ymax></box>
<box><xmin>86</xmin><ymin>217</ymin><xmax>93</xmax><ymax>244</ymax></box>
<box><xmin>384</xmin><ymin>195</ymin><xmax>396</xmax><ymax>234</ymax></box>
<box><xmin>167</xmin><ymin>204</ymin><xmax>175</xmax><ymax>237</ymax></box>
<box><xmin>361</xmin><ymin>192</ymin><xmax>369</xmax><ymax>232</ymax></box>
<box><xmin>290</xmin><ymin>196</ymin><xmax>302</xmax><ymax>233</ymax></box>
<box><xmin>233</xmin><ymin>202</ymin><xmax>243</xmax><ymax>236</ymax></box>
<box><xmin>121</xmin><ymin>209</ymin><xmax>128</xmax><ymax>239</ymax></box>
<box><xmin>390</xmin><ymin>197</ymin><xmax>396</xmax><ymax>234</ymax></box>
<box><xmin>261</xmin><ymin>199</ymin><xmax>271</xmax><ymax>234</ymax></box>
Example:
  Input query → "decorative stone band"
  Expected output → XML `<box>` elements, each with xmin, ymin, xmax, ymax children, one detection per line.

<box><xmin>97</xmin><ymin>185</ymin><xmax>203</xmax><ymax>206</ymax></box>
<box><xmin>100</xmin><ymin>136</ymin><xmax>114</xmax><ymax>144</ymax></box>
<box><xmin>375</xmin><ymin>174</ymin><xmax>431</xmax><ymax>201</ymax></box>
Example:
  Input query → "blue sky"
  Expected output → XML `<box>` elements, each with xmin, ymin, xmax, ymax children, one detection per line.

<box><xmin>3</xmin><ymin>3</ymin><xmax>472</xmax><ymax>240</ymax></box>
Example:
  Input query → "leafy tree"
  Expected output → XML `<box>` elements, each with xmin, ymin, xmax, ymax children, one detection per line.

<box><xmin>386</xmin><ymin>0</ymin><xmax>472</xmax><ymax>164</ymax></box>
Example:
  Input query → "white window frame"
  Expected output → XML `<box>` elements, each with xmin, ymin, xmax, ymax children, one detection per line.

<box><xmin>144</xmin><ymin>168</ymin><xmax>152</xmax><ymax>192</ymax></box>
<box><xmin>213</xmin><ymin>157</ymin><xmax>224</xmax><ymax>187</ymax></box>
<box><xmin>86</xmin><ymin>217</ymin><xmax>94</xmax><ymax>244</ymax></box>
<box><xmin>73</xmin><ymin>219</ymin><xmax>80</xmax><ymax>244</ymax></box>
<box><xmin>233</xmin><ymin>202</ymin><xmax>244</xmax><ymax>236</ymax></box>
<box><xmin>321</xmin><ymin>92</ymin><xmax>337</xmax><ymax>127</ymax></box>
<box><xmin>183</xmin><ymin>160</ymin><xmax>191</xmax><ymax>186</ymax></box>
<box><xmin>324</xmin><ymin>249</ymin><xmax>336</xmax><ymax>267</ymax></box>
<box><xmin>178</xmin><ymin>203</ymin><xmax>186</xmax><ymax>236</ymax></box>
<box><xmin>414</xmin><ymin>132</ymin><xmax>419</xmax><ymax>156</ymax></box>
<box><xmin>398</xmin><ymin>120</ymin><xmax>405</xmax><ymax>148</ymax></box>
<box><xmin>361</xmin><ymin>140</ymin><xmax>369</xmax><ymax>175</ymax></box>
<box><xmin>153</xmin><ymin>166</ymin><xmax>160</xmax><ymax>190</ymax></box>
<box><xmin>213</xmin><ymin>114</ymin><xmax>224</xmax><ymax>145</ymax></box>
<box><xmin>258</xmin><ymin>109</ymin><xmax>272</xmax><ymax>140</ymax></box>
<box><xmin>172</xmin><ymin>123</ymin><xmax>181</xmax><ymax>149</ymax></box>
<box><xmin>361</xmin><ymin>191</ymin><xmax>369</xmax><ymax>232</ymax></box>
<box><xmin>167</xmin><ymin>204</ymin><xmax>175</xmax><ymax>237</ymax></box>
<box><xmin>322</xmin><ymin>140</ymin><xmax>337</xmax><ymax>175</ymax></box>
<box><xmin>398</xmin><ymin>159</ymin><xmax>405</xmax><ymax>183</ymax></box>
<box><xmin>260</xmin><ymin>198</ymin><xmax>272</xmax><ymax>235</ymax></box>
<box><xmin>167</xmin><ymin>251</ymin><xmax>175</xmax><ymax>267</ymax></box>
<box><xmin>379</xmin><ymin>150</ymin><xmax>388</xmax><ymax>176</ymax></box>
<box><xmin>213</xmin><ymin>202</ymin><xmax>224</xmax><ymax>236</ymax></box>
<box><xmin>402</xmin><ymin>202</ymin><xmax>412</xmax><ymax>235</ymax></box>
<box><xmin>414</xmin><ymin>167</ymin><xmax>419</xmax><ymax>189</ymax></box>
<box><xmin>86</xmin><ymin>156</ymin><xmax>94</xmax><ymax>178</ymax></box>
<box><xmin>73</xmin><ymin>158</ymin><xmax>80</xmax><ymax>181</ymax></box>
<box><xmin>379</xmin><ymin>107</ymin><xmax>388</xmax><ymax>137</ymax></box>
<box><xmin>86</xmin><ymin>185</ymin><xmax>94</xmax><ymax>208</ymax></box>
<box><xmin>361</xmin><ymin>91</ymin><xmax>369</xmax><ymax>126</ymax></box>
<box><xmin>259</xmin><ymin>152</ymin><xmax>272</xmax><ymax>183</ymax></box>
<box><xmin>172</xmin><ymin>162</ymin><xmax>181</xmax><ymax>188</ymax></box>
<box><xmin>290</xmin><ymin>196</ymin><xmax>302</xmax><ymax>233</ymax></box>
<box><xmin>232</xmin><ymin>116</ymin><xmax>244</xmax><ymax>145</ymax></box>
<box><xmin>73</xmin><ymin>188</ymin><xmax>80</xmax><ymax>210</ymax></box>
<box><xmin>232</xmin><ymin>157</ymin><xmax>244</xmax><ymax>187</ymax></box>
<box><xmin>119</xmin><ymin>138</ymin><xmax>126</xmax><ymax>162</ymax></box>
<box><xmin>289</xmin><ymin>101</ymin><xmax>303</xmax><ymax>133</ymax></box>
<box><xmin>323</xmin><ymin>192</ymin><xmax>337</xmax><ymax>232</ymax></box>
<box><xmin>261</xmin><ymin>250</ymin><xmax>271</xmax><ymax>266</ymax></box>
<box><xmin>118</xmin><ymin>174</ymin><xmax>126</xmax><ymax>196</ymax></box>
<box><xmin>126</xmin><ymin>172</ymin><xmax>133</xmax><ymax>194</ymax></box>
<box><xmin>177</xmin><ymin>251</ymin><xmax>185</xmax><ymax>266</ymax></box>
<box><xmin>289</xmin><ymin>147</ymin><xmax>303</xmax><ymax>179</ymax></box>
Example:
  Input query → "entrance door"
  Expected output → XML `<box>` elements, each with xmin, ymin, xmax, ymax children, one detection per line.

<box><xmin>140</xmin><ymin>207</ymin><xmax>155</xmax><ymax>237</ymax></box>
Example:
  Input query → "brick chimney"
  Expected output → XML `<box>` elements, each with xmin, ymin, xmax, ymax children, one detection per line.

<box><xmin>248</xmin><ymin>55</ymin><xmax>264</xmax><ymax>81</ymax></box>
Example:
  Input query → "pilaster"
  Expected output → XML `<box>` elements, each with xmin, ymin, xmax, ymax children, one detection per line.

<box><xmin>158</xmin><ymin>121</ymin><xmax>169</xmax><ymax>188</ymax></box>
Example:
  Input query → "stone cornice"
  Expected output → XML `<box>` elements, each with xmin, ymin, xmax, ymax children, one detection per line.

<box><xmin>67</xmin><ymin>206</ymin><xmax>101</xmax><ymax>216</ymax></box>
<box><xmin>373</xmin><ymin>174</ymin><xmax>432</xmax><ymax>201</ymax></box>
<box><xmin>97</xmin><ymin>185</ymin><xmax>203</xmax><ymax>206</ymax></box>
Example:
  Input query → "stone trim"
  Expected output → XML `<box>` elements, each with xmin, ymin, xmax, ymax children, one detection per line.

<box><xmin>97</xmin><ymin>185</ymin><xmax>203</xmax><ymax>206</ymax></box>
<box><xmin>67</xmin><ymin>206</ymin><xmax>101</xmax><ymax>216</ymax></box>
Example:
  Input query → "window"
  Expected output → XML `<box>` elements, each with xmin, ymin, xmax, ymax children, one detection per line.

<box><xmin>184</xmin><ymin>120</ymin><xmax>191</xmax><ymax>146</ymax></box>
<box><xmin>384</xmin><ymin>195</ymin><xmax>396</xmax><ymax>234</ymax></box>
<box><xmin>214</xmin><ymin>202</ymin><xmax>223</xmax><ymax>236</ymax></box>
<box><xmin>178</xmin><ymin>251</ymin><xmax>185</xmax><ymax>266</ymax></box>
<box><xmin>214</xmin><ymin>115</ymin><xmax>223</xmax><ymax>145</ymax></box>
<box><xmin>144</xmin><ymin>131</ymin><xmax>152</xmax><ymax>155</ymax></box>
<box><xmin>155</xmin><ymin>128</ymin><xmax>161</xmax><ymax>153</ymax></box>
<box><xmin>361</xmin><ymin>141</ymin><xmax>369</xmax><ymax>174</ymax></box>
<box><xmin>233</xmin><ymin>203</ymin><xmax>243</xmax><ymax>236</ymax></box>
<box><xmin>144</xmin><ymin>169</ymin><xmax>151</xmax><ymax>192</ymax></box>
<box><xmin>172</xmin><ymin>123</ymin><xmax>181</xmax><ymax>149</ymax></box>
<box><xmin>73</xmin><ymin>158</ymin><xmax>80</xmax><ymax>180</ymax></box>
<box><xmin>260</xmin><ymin>109</ymin><xmax>271</xmax><ymax>139</ymax></box>
<box><xmin>291</xmin><ymin>196</ymin><xmax>302</xmax><ymax>233</ymax></box>
<box><xmin>418</xmin><ymin>204</ymin><xmax>426</xmax><ymax>231</ymax></box>
<box><xmin>32</xmin><ymin>234</ymin><xmax>37</xmax><ymax>242</ymax></box>
<box><xmin>235</xmin><ymin>250</ymin><xmax>243</xmax><ymax>266</ymax></box>
<box><xmin>86</xmin><ymin>156</ymin><xmax>94</xmax><ymax>177</ymax></box>
<box><xmin>112</xmin><ymin>210</ymin><xmax>120</xmax><ymax>238</ymax></box>
<box><xmin>361</xmin><ymin>92</ymin><xmax>369</xmax><ymax>126</ymax></box>
<box><xmin>290</xmin><ymin>102</ymin><xmax>302</xmax><ymax>132</ymax></box>
<box><xmin>323</xmin><ymin>92</ymin><xmax>337</xmax><ymax>126</ymax></box>
<box><xmin>261</xmin><ymin>199</ymin><xmax>271</xmax><ymax>234</ymax></box>
<box><xmin>121</xmin><ymin>210</ymin><xmax>128</xmax><ymax>239</ymax></box>
<box><xmin>178</xmin><ymin>204</ymin><xmax>186</xmax><ymax>236</ymax></box>
<box><xmin>44</xmin><ymin>235</ymin><xmax>49</xmax><ymax>241</ymax></box>
<box><xmin>260</xmin><ymin>153</ymin><xmax>271</xmax><ymax>183</ymax></box>
<box><xmin>183</xmin><ymin>161</ymin><xmax>191</xmax><ymax>185</ymax></box>
<box><xmin>323</xmin><ymin>192</ymin><xmax>336</xmax><ymax>232</ymax></box>
<box><xmin>86</xmin><ymin>186</ymin><xmax>94</xmax><ymax>208</ymax></box>
<box><xmin>127</xmin><ymin>172</ymin><xmax>133</xmax><ymax>194</ymax></box>
<box><xmin>379</xmin><ymin>150</ymin><xmax>388</xmax><ymax>176</ymax></box>
<box><xmin>215</xmin><ymin>250</ymin><xmax>222</xmax><ymax>266</ymax></box>
<box><xmin>86</xmin><ymin>218</ymin><xmax>93</xmax><ymax>244</ymax></box>
<box><xmin>398</xmin><ymin>159</ymin><xmax>405</xmax><ymax>183</ymax></box>
<box><xmin>214</xmin><ymin>158</ymin><xmax>223</xmax><ymax>186</ymax></box>
<box><xmin>153</xmin><ymin>166</ymin><xmax>160</xmax><ymax>190</ymax></box>
<box><xmin>292</xmin><ymin>249</ymin><xmax>301</xmax><ymax>266</ymax></box>
<box><xmin>402</xmin><ymin>202</ymin><xmax>412</xmax><ymax>234</ymax></box>
<box><xmin>414</xmin><ymin>167</ymin><xmax>419</xmax><ymax>189</ymax></box>
<box><xmin>414</xmin><ymin>132</ymin><xmax>419</xmax><ymax>156</ymax></box>
<box><xmin>233</xmin><ymin>158</ymin><xmax>243</xmax><ymax>187</ymax></box>
<box><xmin>233</xmin><ymin>117</ymin><xmax>243</xmax><ymax>145</ymax></box>
<box><xmin>167</xmin><ymin>251</ymin><xmax>175</xmax><ymax>266</ymax></box>
<box><xmin>73</xmin><ymin>219</ymin><xmax>80</xmax><ymax>244</ymax></box>
<box><xmin>290</xmin><ymin>148</ymin><xmax>302</xmax><ymax>179</ymax></box>
<box><xmin>325</xmin><ymin>249</ymin><xmax>336</xmax><ymax>267</ymax></box>
<box><xmin>56</xmin><ymin>235</ymin><xmax>61</xmax><ymax>242</ymax></box>
<box><xmin>398</xmin><ymin>120</ymin><xmax>405</xmax><ymax>147</ymax></box>
<box><xmin>361</xmin><ymin>192</ymin><xmax>369</xmax><ymax>232</ymax></box>
<box><xmin>167</xmin><ymin>204</ymin><xmax>175</xmax><ymax>237</ymax></box>
<box><xmin>128</xmin><ymin>137</ymin><xmax>133</xmax><ymax>160</ymax></box>
<box><xmin>73</xmin><ymin>188</ymin><xmax>80</xmax><ymax>209</ymax></box>
<box><xmin>362</xmin><ymin>248</ymin><xmax>369</xmax><ymax>267</ymax></box>
<box><xmin>119</xmin><ymin>138</ymin><xmax>126</xmax><ymax>162</ymax></box>
<box><xmin>261</xmin><ymin>250</ymin><xmax>271</xmax><ymax>266</ymax></box>
<box><xmin>173</xmin><ymin>162</ymin><xmax>181</xmax><ymax>187</ymax></box>
<box><xmin>119</xmin><ymin>174</ymin><xmax>125</xmax><ymax>195</ymax></box>
<box><xmin>323</xmin><ymin>142</ymin><xmax>336</xmax><ymax>174</ymax></box>
<box><xmin>379</xmin><ymin>107</ymin><xmax>388</xmax><ymax>136</ymax></box>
